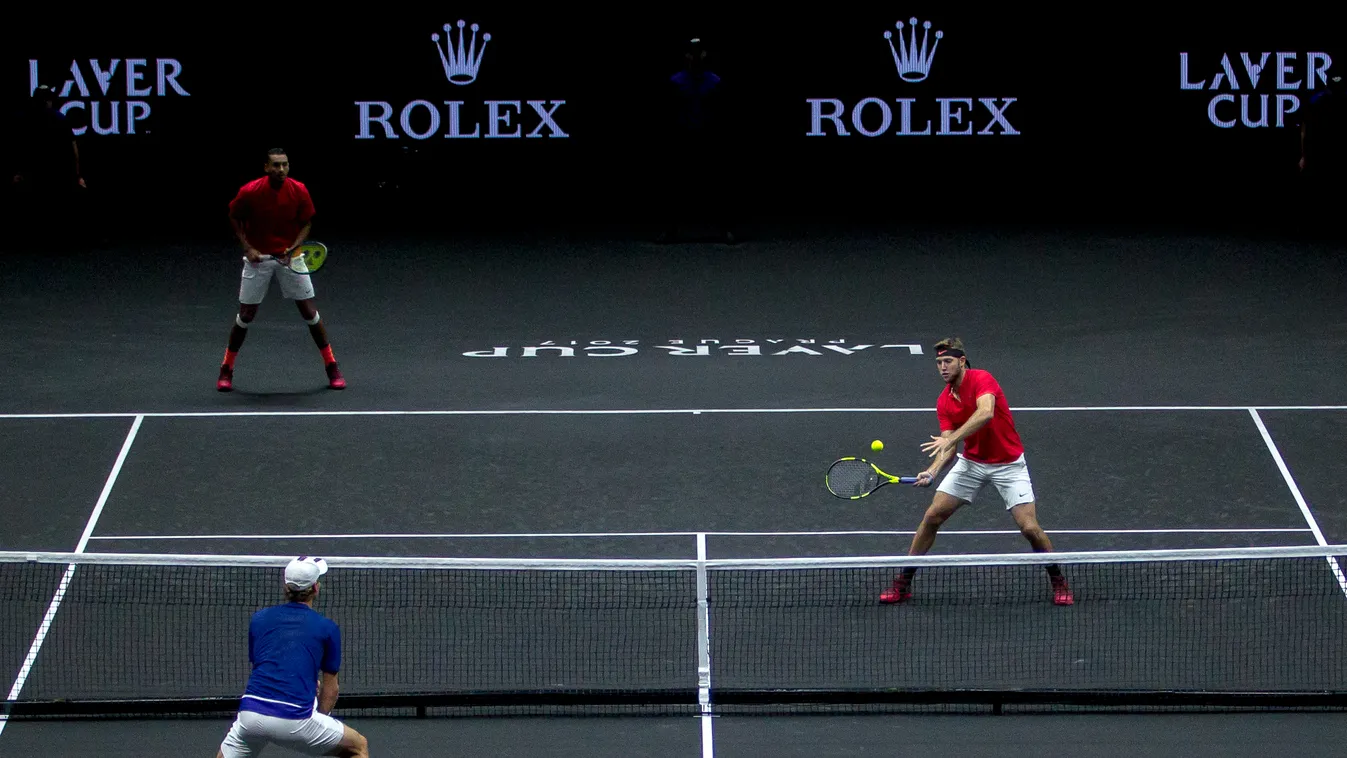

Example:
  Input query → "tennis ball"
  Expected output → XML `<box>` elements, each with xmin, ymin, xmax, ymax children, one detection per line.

<box><xmin>871</xmin><ymin>439</ymin><xmax>884</xmax><ymax>452</ymax></box>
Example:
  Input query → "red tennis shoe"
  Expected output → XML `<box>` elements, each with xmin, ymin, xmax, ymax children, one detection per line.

<box><xmin>1051</xmin><ymin>575</ymin><xmax>1074</xmax><ymax>606</ymax></box>
<box><xmin>879</xmin><ymin>576</ymin><xmax>913</xmax><ymax>604</ymax></box>
<box><xmin>326</xmin><ymin>362</ymin><xmax>346</xmax><ymax>390</ymax></box>
<box><xmin>217</xmin><ymin>365</ymin><xmax>233</xmax><ymax>392</ymax></box>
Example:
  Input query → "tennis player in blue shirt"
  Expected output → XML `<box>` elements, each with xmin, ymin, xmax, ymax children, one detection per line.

<box><xmin>215</xmin><ymin>557</ymin><xmax>370</xmax><ymax>757</ymax></box>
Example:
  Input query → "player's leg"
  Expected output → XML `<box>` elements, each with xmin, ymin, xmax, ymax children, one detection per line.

<box><xmin>879</xmin><ymin>492</ymin><xmax>967</xmax><ymax>604</ymax></box>
<box><xmin>908</xmin><ymin>490</ymin><xmax>966</xmax><ymax>557</ymax></box>
<box><xmin>1006</xmin><ymin>500</ymin><xmax>1052</xmax><ymax>552</ymax></box>
<box><xmin>990</xmin><ymin>455</ymin><xmax>1072</xmax><ymax>604</ymax></box>
<box><xmin>220</xmin><ymin>260</ymin><xmax>272</xmax><ymax>391</ymax></box>
<box><xmin>1007</xmin><ymin>501</ymin><xmax>1074</xmax><ymax>606</ymax></box>
<box><xmin>294</xmin><ymin>298</ymin><xmax>345</xmax><ymax>389</ymax></box>
<box><xmin>216</xmin><ymin>711</ymin><xmax>266</xmax><ymax>758</ymax></box>
<box><xmin>280</xmin><ymin>266</ymin><xmax>345</xmax><ymax>390</ymax></box>
<box><xmin>325</xmin><ymin>724</ymin><xmax>371</xmax><ymax>758</ymax></box>
<box><xmin>991</xmin><ymin>456</ymin><xmax>1056</xmax><ymax>553</ymax></box>
<box><xmin>291</xmin><ymin>710</ymin><xmax>367</xmax><ymax>758</ymax></box>
<box><xmin>880</xmin><ymin>457</ymin><xmax>983</xmax><ymax>603</ymax></box>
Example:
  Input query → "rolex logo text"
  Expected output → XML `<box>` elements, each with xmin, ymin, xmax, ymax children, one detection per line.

<box><xmin>355</xmin><ymin>19</ymin><xmax>568</xmax><ymax>140</ymax></box>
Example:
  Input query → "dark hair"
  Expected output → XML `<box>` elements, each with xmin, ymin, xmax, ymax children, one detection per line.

<box><xmin>285</xmin><ymin>584</ymin><xmax>316</xmax><ymax>603</ymax></box>
<box><xmin>266</xmin><ymin>148</ymin><xmax>287</xmax><ymax>161</ymax></box>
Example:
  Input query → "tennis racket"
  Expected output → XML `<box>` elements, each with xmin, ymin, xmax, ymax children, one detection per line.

<box><xmin>825</xmin><ymin>457</ymin><xmax>921</xmax><ymax>499</ymax></box>
<box><xmin>259</xmin><ymin>241</ymin><xmax>329</xmax><ymax>274</ymax></box>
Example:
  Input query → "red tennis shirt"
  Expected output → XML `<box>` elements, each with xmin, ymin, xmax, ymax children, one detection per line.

<box><xmin>228</xmin><ymin>177</ymin><xmax>316</xmax><ymax>255</ymax></box>
<box><xmin>936</xmin><ymin>368</ymin><xmax>1025</xmax><ymax>464</ymax></box>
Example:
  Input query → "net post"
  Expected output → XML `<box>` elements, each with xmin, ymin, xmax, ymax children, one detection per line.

<box><xmin>696</xmin><ymin>533</ymin><xmax>714</xmax><ymax>757</ymax></box>
<box><xmin>696</xmin><ymin>533</ymin><xmax>712</xmax><ymax>713</ymax></box>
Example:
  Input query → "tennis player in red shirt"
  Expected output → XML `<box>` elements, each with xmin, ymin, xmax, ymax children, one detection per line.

<box><xmin>217</xmin><ymin>148</ymin><xmax>345</xmax><ymax>392</ymax></box>
<box><xmin>880</xmin><ymin>337</ymin><xmax>1072</xmax><ymax>606</ymax></box>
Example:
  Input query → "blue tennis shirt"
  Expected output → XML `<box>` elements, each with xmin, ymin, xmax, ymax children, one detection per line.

<box><xmin>239</xmin><ymin>602</ymin><xmax>341</xmax><ymax>719</ymax></box>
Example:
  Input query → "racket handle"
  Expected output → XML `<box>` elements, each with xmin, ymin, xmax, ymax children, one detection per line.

<box><xmin>897</xmin><ymin>477</ymin><xmax>919</xmax><ymax>484</ymax></box>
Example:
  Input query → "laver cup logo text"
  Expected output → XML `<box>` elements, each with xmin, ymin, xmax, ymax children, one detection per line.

<box><xmin>462</xmin><ymin>340</ymin><xmax>927</xmax><ymax>358</ymax></box>
<box><xmin>807</xmin><ymin>16</ymin><xmax>1019</xmax><ymax>137</ymax></box>
<box><xmin>356</xmin><ymin>19</ymin><xmax>568</xmax><ymax>140</ymax></box>
<box><xmin>28</xmin><ymin>58</ymin><xmax>189</xmax><ymax>135</ymax></box>
<box><xmin>1180</xmin><ymin>51</ymin><xmax>1334</xmax><ymax>128</ymax></box>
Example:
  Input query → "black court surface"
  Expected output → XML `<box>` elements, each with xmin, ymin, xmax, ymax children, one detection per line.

<box><xmin>2</xmin><ymin>226</ymin><xmax>1347</xmax><ymax>756</ymax></box>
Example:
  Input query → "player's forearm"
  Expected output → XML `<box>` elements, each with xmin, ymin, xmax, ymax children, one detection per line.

<box><xmin>290</xmin><ymin>223</ymin><xmax>312</xmax><ymax>250</ymax></box>
<box><xmin>230</xmin><ymin>219</ymin><xmax>252</xmax><ymax>250</ymax></box>
<box><xmin>950</xmin><ymin>410</ymin><xmax>993</xmax><ymax>443</ymax></box>
<box><xmin>925</xmin><ymin>446</ymin><xmax>956</xmax><ymax>477</ymax></box>
<box><xmin>317</xmin><ymin>678</ymin><xmax>339</xmax><ymax>714</ymax></box>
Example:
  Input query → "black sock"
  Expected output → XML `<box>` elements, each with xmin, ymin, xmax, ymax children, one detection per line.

<box><xmin>1045</xmin><ymin>564</ymin><xmax>1063</xmax><ymax>578</ymax></box>
<box><xmin>228</xmin><ymin>324</ymin><xmax>248</xmax><ymax>353</ymax></box>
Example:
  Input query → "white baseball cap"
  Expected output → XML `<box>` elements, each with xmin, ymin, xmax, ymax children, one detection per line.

<box><xmin>284</xmin><ymin>556</ymin><xmax>329</xmax><ymax>590</ymax></box>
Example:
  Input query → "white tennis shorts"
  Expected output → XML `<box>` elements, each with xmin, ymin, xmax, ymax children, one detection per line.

<box><xmin>239</xmin><ymin>256</ymin><xmax>315</xmax><ymax>304</ymax></box>
<box><xmin>219</xmin><ymin>709</ymin><xmax>346</xmax><ymax>757</ymax></box>
<box><xmin>937</xmin><ymin>453</ymin><xmax>1036</xmax><ymax>509</ymax></box>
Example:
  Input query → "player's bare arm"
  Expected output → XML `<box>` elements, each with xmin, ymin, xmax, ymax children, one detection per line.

<box><xmin>917</xmin><ymin>430</ymin><xmax>958</xmax><ymax>485</ymax></box>
<box><xmin>288</xmin><ymin>221</ymin><xmax>313</xmax><ymax>254</ymax></box>
<box><xmin>922</xmin><ymin>393</ymin><xmax>995</xmax><ymax>459</ymax></box>
<box><xmin>1300</xmin><ymin>120</ymin><xmax>1307</xmax><ymax>171</ymax></box>
<box><xmin>231</xmin><ymin>216</ymin><xmax>261</xmax><ymax>262</ymax></box>
<box><xmin>72</xmin><ymin>141</ymin><xmax>85</xmax><ymax>187</ymax></box>
<box><xmin>317</xmin><ymin>671</ymin><xmax>340</xmax><ymax>714</ymax></box>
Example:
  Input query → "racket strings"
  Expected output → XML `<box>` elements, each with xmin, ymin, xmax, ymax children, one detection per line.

<box><xmin>298</xmin><ymin>243</ymin><xmax>327</xmax><ymax>272</ymax></box>
<box><xmin>827</xmin><ymin>460</ymin><xmax>880</xmax><ymax>497</ymax></box>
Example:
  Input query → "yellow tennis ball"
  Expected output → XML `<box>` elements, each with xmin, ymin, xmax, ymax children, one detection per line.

<box><xmin>871</xmin><ymin>439</ymin><xmax>884</xmax><ymax>452</ymax></box>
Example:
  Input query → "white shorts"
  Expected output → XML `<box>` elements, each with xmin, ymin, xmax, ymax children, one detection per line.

<box><xmin>239</xmin><ymin>256</ymin><xmax>315</xmax><ymax>304</ymax></box>
<box><xmin>936</xmin><ymin>453</ymin><xmax>1036</xmax><ymax>509</ymax></box>
<box><xmin>220</xmin><ymin>709</ymin><xmax>346</xmax><ymax>757</ymax></box>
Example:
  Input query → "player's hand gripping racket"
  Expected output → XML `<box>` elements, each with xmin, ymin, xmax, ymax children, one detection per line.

<box><xmin>262</xmin><ymin>241</ymin><xmax>328</xmax><ymax>274</ymax></box>
<box><xmin>826</xmin><ymin>457</ymin><xmax>923</xmax><ymax>499</ymax></box>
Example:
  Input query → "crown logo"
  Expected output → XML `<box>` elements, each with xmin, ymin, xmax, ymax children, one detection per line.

<box><xmin>431</xmin><ymin>20</ymin><xmax>491</xmax><ymax>85</ymax></box>
<box><xmin>884</xmin><ymin>17</ymin><xmax>943</xmax><ymax>83</ymax></box>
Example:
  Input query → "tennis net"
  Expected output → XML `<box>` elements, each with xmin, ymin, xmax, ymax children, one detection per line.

<box><xmin>3</xmin><ymin>544</ymin><xmax>1347</xmax><ymax>719</ymax></box>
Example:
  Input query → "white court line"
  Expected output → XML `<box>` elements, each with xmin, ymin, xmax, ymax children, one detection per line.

<box><xmin>0</xmin><ymin>415</ymin><xmax>144</xmax><ymax>737</ymax></box>
<box><xmin>1</xmin><ymin>405</ymin><xmax>1346</xmax><ymax>420</ymax></box>
<box><xmin>85</xmin><ymin>527</ymin><xmax>1313</xmax><ymax>541</ymax></box>
<box><xmin>1248</xmin><ymin>408</ymin><xmax>1347</xmax><ymax>597</ymax></box>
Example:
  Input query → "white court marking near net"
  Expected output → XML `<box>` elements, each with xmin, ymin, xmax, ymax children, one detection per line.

<box><xmin>0</xmin><ymin>404</ymin><xmax>1346</xmax><ymax>419</ymax></box>
<box><xmin>86</xmin><ymin>528</ymin><xmax>1315</xmax><ymax>542</ymax></box>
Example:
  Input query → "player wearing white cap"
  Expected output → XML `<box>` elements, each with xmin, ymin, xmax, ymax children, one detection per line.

<box><xmin>214</xmin><ymin>557</ymin><xmax>370</xmax><ymax>758</ymax></box>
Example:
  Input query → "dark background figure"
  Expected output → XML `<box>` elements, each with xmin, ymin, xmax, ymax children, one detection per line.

<box><xmin>7</xmin><ymin>84</ymin><xmax>87</xmax><ymax>252</ymax></box>
<box><xmin>1298</xmin><ymin>75</ymin><xmax>1346</xmax><ymax>241</ymax></box>
<box><xmin>659</xmin><ymin>37</ymin><xmax>736</xmax><ymax>244</ymax></box>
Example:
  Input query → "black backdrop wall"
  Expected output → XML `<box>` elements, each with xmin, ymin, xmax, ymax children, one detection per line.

<box><xmin>1</xmin><ymin>6</ymin><xmax>1339</xmax><ymax>239</ymax></box>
